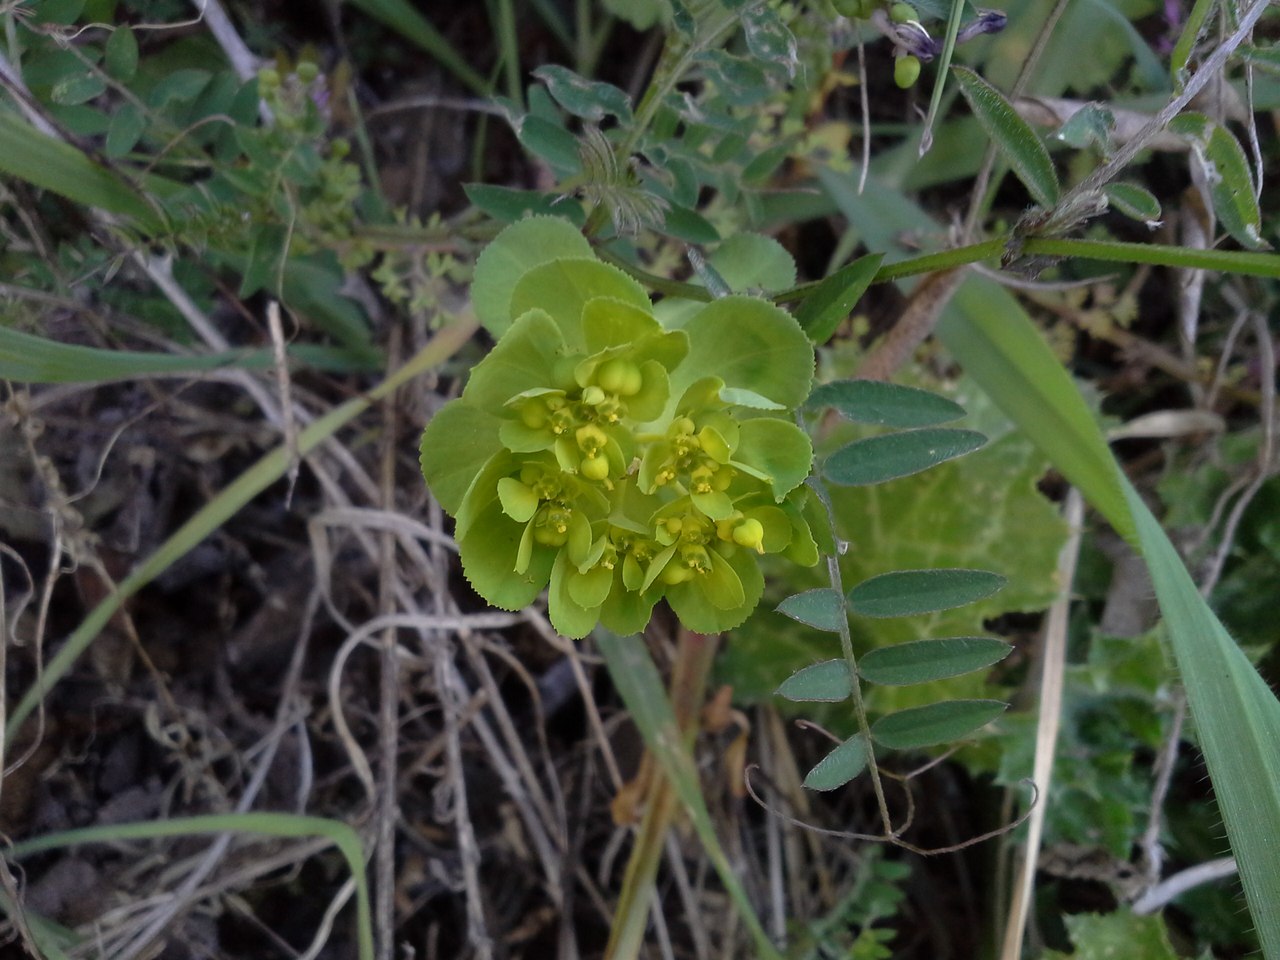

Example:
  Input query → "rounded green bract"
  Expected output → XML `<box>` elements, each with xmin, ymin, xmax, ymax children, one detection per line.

<box><xmin>421</xmin><ymin>218</ymin><xmax>819</xmax><ymax>638</ymax></box>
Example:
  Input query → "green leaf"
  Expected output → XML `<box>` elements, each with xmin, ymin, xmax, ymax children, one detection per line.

<box><xmin>239</xmin><ymin>223</ymin><xmax>288</xmax><ymax>297</ymax></box>
<box><xmin>1169</xmin><ymin>113</ymin><xmax>1267</xmax><ymax>250</ymax></box>
<box><xmin>464</xmin><ymin>184</ymin><xmax>585</xmax><ymax>224</ymax></box>
<box><xmin>732</xmin><ymin>418</ymin><xmax>813</xmax><ymax>499</ymax></box>
<box><xmin>1053</xmin><ymin>102</ymin><xmax>1114</xmax><ymax>151</ymax></box>
<box><xmin>1047</xmin><ymin>910</ymin><xmax>1179</xmax><ymax>960</ymax></box>
<box><xmin>105</xmin><ymin>103</ymin><xmax>146</xmax><ymax>157</ymax></box>
<box><xmin>510</xmin><ymin>259</ymin><xmax>651</xmax><ymax>352</ymax></box>
<box><xmin>148</xmin><ymin>69</ymin><xmax>212</xmax><ymax>109</ymax></box>
<box><xmin>104</xmin><ymin>26</ymin><xmax>139</xmax><ymax>81</ymax></box>
<box><xmin>470</xmin><ymin>217</ymin><xmax>592</xmax><ymax>337</ymax></box>
<box><xmin>708</xmin><ymin>234</ymin><xmax>796</xmax><ymax>293</ymax></box>
<box><xmin>952</xmin><ymin>66</ymin><xmax>1059</xmax><ymax>207</ymax></box>
<box><xmin>793</xmin><ymin>254</ymin><xmax>883</xmax><ymax>344</ymax></box>
<box><xmin>777</xmin><ymin>659</ymin><xmax>852</xmax><ymax>702</ymax></box>
<box><xmin>1170</xmin><ymin>0</ymin><xmax>1216</xmax><ymax>87</ymax></box>
<box><xmin>51</xmin><ymin>73</ymin><xmax>106</xmax><ymax>106</ymax></box>
<box><xmin>517</xmin><ymin>114</ymin><xmax>582</xmax><ymax>176</ymax></box>
<box><xmin>419</xmin><ymin>401</ymin><xmax>503</xmax><ymax>516</ymax></box>
<box><xmin>776</xmin><ymin>588</ymin><xmax>844</xmax><ymax>632</ymax></box>
<box><xmin>676</xmin><ymin>296</ymin><xmax>814</xmax><ymax>412</ymax></box>
<box><xmin>803</xmin><ymin>733</ymin><xmax>870</xmax><ymax>791</ymax></box>
<box><xmin>660</xmin><ymin>204</ymin><xmax>721</xmax><ymax>244</ymax></box>
<box><xmin>461</xmin><ymin>308</ymin><xmax>566</xmax><ymax>410</ymax></box>
<box><xmin>808</xmin><ymin>379</ymin><xmax>966</xmax><ymax>427</ymax></box>
<box><xmin>858</xmin><ymin>637</ymin><xmax>1011</xmax><ymax>685</ymax></box>
<box><xmin>1238</xmin><ymin>43</ymin><xmax>1280</xmax><ymax>76</ymax></box>
<box><xmin>1104</xmin><ymin>183</ymin><xmax>1162</xmax><ymax>227</ymax></box>
<box><xmin>847</xmin><ymin>569</ymin><xmax>1006</xmax><ymax>618</ymax></box>
<box><xmin>871</xmin><ymin>699</ymin><xmax>1007</xmax><ymax>749</ymax></box>
<box><xmin>824</xmin><ymin>428</ymin><xmax>987</xmax><ymax>486</ymax></box>
<box><xmin>532</xmin><ymin>65</ymin><xmax>632</xmax><ymax>122</ymax></box>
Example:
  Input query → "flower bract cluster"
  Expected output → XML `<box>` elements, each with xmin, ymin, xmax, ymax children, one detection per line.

<box><xmin>421</xmin><ymin>218</ymin><xmax>820</xmax><ymax>638</ymax></box>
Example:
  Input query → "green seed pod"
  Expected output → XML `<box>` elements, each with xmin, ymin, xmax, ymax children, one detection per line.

<box><xmin>894</xmin><ymin>54</ymin><xmax>922</xmax><ymax>89</ymax></box>
<box><xmin>890</xmin><ymin>2</ymin><xmax>916</xmax><ymax>22</ymax></box>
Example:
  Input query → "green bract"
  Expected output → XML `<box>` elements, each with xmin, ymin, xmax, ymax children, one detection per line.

<box><xmin>421</xmin><ymin>218</ymin><xmax>819</xmax><ymax>638</ymax></box>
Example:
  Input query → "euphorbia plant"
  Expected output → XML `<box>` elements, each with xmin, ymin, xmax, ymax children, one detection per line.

<box><xmin>420</xmin><ymin>217</ymin><xmax>821</xmax><ymax>637</ymax></box>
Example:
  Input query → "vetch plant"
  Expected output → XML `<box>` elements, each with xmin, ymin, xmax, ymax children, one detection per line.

<box><xmin>420</xmin><ymin>217</ymin><xmax>822</xmax><ymax>637</ymax></box>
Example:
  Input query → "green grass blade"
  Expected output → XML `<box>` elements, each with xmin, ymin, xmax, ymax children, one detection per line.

<box><xmin>918</xmin><ymin>0</ymin><xmax>966</xmax><ymax>156</ymax></box>
<box><xmin>937</xmin><ymin>276</ymin><xmax>1133</xmax><ymax>536</ymax></box>
<box><xmin>0</xmin><ymin>111</ymin><xmax>161</xmax><ymax>229</ymax></box>
<box><xmin>940</xmin><ymin>278</ymin><xmax>1280</xmax><ymax>955</ymax></box>
<box><xmin>8</xmin><ymin>813</ymin><xmax>373</xmax><ymax>960</ymax></box>
<box><xmin>595</xmin><ymin>630</ymin><xmax>783</xmax><ymax>960</ymax></box>
<box><xmin>0</xmin><ymin>326</ymin><xmax>269</xmax><ymax>382</ymax></box>
<box><xmin>1123</xmin><ymin>481</ymin><xmax>1280</xmax><ymax>958</ymax></box>
<box><xmin>346</xmin><ymin>0</ymin><xmax>489</xmax><ymax>94</ymax></box>
<box><xmin>5</xmin><ymin>319</ymin><xmax>477</xmax><ymax>740</ymax></box>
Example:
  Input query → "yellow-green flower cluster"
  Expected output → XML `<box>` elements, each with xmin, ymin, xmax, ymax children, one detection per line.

<box><xmin>420</xmin><ymin>219</ymin><xmax>819</xmax><ymax>638</ymax></box>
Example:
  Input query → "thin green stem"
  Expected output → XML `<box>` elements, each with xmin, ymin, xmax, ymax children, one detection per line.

<box><xmin>1021</xmin><ymin>236</ymin><xmax>1280</xmax><ymax>277</ymax></box>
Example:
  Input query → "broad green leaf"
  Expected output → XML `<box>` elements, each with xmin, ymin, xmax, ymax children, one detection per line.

<box><xmin>776</xmin><ymin>588</ymin><xmax>844</xmax><ymax>632</ymax></box>
<box><xmin>1169</xmin><ymin>113</ymin><xmax>1267</xmax><ymax>250</ymax></box>
<box><xmin>660</xmin><ymin>204</ymin><xmax>720</xmax><ymax>244</ymax></box>
<box><xmin>952</xmin><ymin>66</ymin><xmax>1059</xmax><ymax>207</ymax></box>
<box><xmin>675</xmin><ymin>296</ymin><xmax>814</xmax><ymax>412</ymax></box>
<box><xmin>532</xmin><ymin>65</ymin><xmax>632</xmax><ymax>122</ymax></box>
<box><xmin>148</xmin><ymin>69</ymin><xmax>212</xmax><ymax>109</ymax></box>
<box><xmin>1053</xmin><ymin>102</ymin><xmax>1114</xmax><ymax>151</ymax></box>
<box><xmin>517</xmin><ymin>114</ymin><xmax>582</xmax><ymax>176</ymax></box>
<box><xmin>104</xmin><ymin>26</ymin><xmax>140</xmax><ymax>81</ymax></box>
<box><xmin>803</xmin><ymin>733</ymin><xmax>870</xmax><ymax>790</ymax></box>
<box><xmin>808</xmin><ymin>379</ymin><xmax>966</xmax><ymax>427</ymax></box>
<box><xmin>847</xmin><ymin>569</ymin><xmax>1006</xmax><ymax>618</ymax></box>
<box><xmin>463</xmin><ymin>184</ymin><xmax>585</xmax><ymax>224</ymax></box>
<box><xmin>51</xmin><ymin>72</ymin><xmax>105</xmax><ymax>106</ymax></box>
<box><xmin>858</xmin><ymin>637</ymin><xmax>1011</xmax><ymax>685</ymax></box>
<box><xmin>461</xmin><ymin>308</ymin><xmax>566</xmax><ymax>410</ymax></box>
<box><xmin>665</xmin><ymin>546</ymin><xmax>764</xmax><ymax>634</ymax></box>
<box><xmin>1238</xmin><ymin>43</ymin><xmax>1280</xmax><ymax>76</ymax></box>
<box><xmin>1046</xmin><ymin>910</ymin><xmax>1179</xmax><ymax>960</ymax></box>
<box><xmin>793</xmin><ymin>254</ymin><xmax>883</xmax><ymax>344</ymax></box>
<box><xmin>777</xmin><ymin>659</ymin><xmax>852</xmax><ymax>702</ymax></box>
<box><xmin>733</xmin><ymin>418</ymin><xmax>813</xmax><ymax>499</ymax></box>
<box><xmin>471</xmin><ymin>217</ymin><xmax>593</xmax><ymax>336</ymax></box>
<box><xmin>105</xmin><ymin>103</ymin><xmax>146</xmax><ymax>157</ymax></box>
<box><xmin>708</xmin><ymin>234</ymin><xmax>797</xmax><ymax>293</ymax></box>
<box><xmin>419</xmin><ymin>400</ymin><xmax>503</xmax><ymax>516</ymax></box>
<box><xmin>594</xmin><ymin>631</ymin><xmax>783</xmax><ymax>960</ymax></box>
<box><xmin>510</xmin><ymin>259</ymin><xmax>652</xmax><ymax>352</ymax></box>
<box><xmin>871</xmin><ymin>699</ymin><xmax>1007</xmax><ymax>749</ymax></box>
<box><xmin>1105</xmin><ymin>183</ymin><xmax>1162</xmax><ymax>226</ymax></box>
<box><xmin>825</xmin><ymin>428</ymin><xmax>987</xmax><ymax>486</ymax></box>
<box><xmin>459</xmin><ymin>494</ymin><xmax>555</xmax><ymax>611</ymax></box>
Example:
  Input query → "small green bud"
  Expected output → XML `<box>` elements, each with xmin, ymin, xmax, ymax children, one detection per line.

<box><xmin>580</xmin><ymin>455</ymin><xmax>610</xmax><ymax>481</ymax></box>
<box><xmin>890</xmin><ymin>2</ymin><xmax>916</xmax><ymax>22</ymax></box>
<box><xmin>331</xmin><ymin>138</ymin><xmax>350</xmax><ymax>159</ymax></box>
<box><xmin>732</xmin><ymin>519</ymin><xmax>766</xmax><ymax>553</ymax></box>
<box><xmin>597</xmin><ymin>358</ymin><xmax>643</xmax><ymax>396</ymax></box>
<box><xmin>894</xmin><ymin>54</ymin><xmax>922</xmax><ymax>89</ymax></box>
<box><xmin>296</xmin><ymin>61</ymin><xmax>320</xmax><ymax>83</ymax></box>
<box><xmin>582</xmin><ymin>385</ymin><xmax>606</xmax><ymax>406</ymax></box>
<box><xmin>258</xmin><ymin>68</ymin><xmax>281</xmax><ymax>89</ymax></box>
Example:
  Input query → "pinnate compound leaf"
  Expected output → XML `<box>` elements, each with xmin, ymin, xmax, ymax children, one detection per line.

<box><xmin>871</xmin><ymin>699</ymin><xmax>1007</xmax><ymax>749</ymax></box>
<box><xmin>532</xmin><ymin>65</ymin><xmax>632</xmax><ymax>122</ymax></box>
<box><xmin>808</xmin><ymin>379</ymin><xmax>965</xmax><ymax>427</ymax></box>
<box><xmin>1104</xmin><ymin>183</ymin><xmax>1162</xmax><ymax>227</ymax></box>
<box><xmin>858</xmin><ymin>637</ymin><xmax>1011</xmax><ymax>685</ymax></box>
<box><xmin>952</xmin><ymin>66</ymin><xmax>1059</xmax><ymax>207</ymax></box>
<box><xmin>793</xmin><ymin>254</ymin><xmax>882</xmax><ymax>344</ymax></box>
<box><xmin>777</xmin><ymin>659</ymin><xmax>852</xmax><ymax>702</ymax></box>
<box><xmin>848</xmin><ymin>569</ymin><xmax>1006</xmax><ymax>618</ymax></box>
<box><xmin>1169</xmin><ymin>112</ymin><xmax>1268</xmax><ymax>250</ymax></box>
<box><xmin>824</xmin><ymin>428</ymin><xmax>987</xmax><ymax>486</ymax></box>
<box><xmin>776</xmin><ymin>588</ymin><xmax>844</xmax><ymax>632</ymax></box>
<box><xmin>804</xmin><ymin>733</ymin><xmax>870</xmax><ymax>791</ymax></box>
<box><xmin>471</xmin><ymin>217</ymin><xmax>592</xmax><ymax>336</ymax></box>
